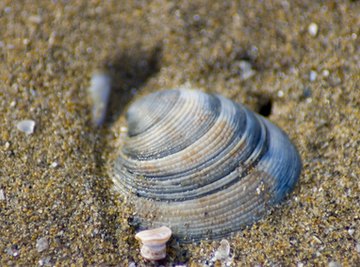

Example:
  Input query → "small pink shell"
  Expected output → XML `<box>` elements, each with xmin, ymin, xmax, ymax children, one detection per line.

<box><xmin>135</xmin><ymin>226</ymin><xmax>172</xmax><ymax>260</ymax></box>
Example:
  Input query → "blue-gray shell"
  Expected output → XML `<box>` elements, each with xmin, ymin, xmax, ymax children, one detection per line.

<box><xmin>112</xmin><ymin>88</ymin><xmax>301</xmax><ymax>242</ymax></box>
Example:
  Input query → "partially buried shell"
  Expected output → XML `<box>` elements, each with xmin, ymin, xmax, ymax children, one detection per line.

<box><xmin>111</xmin><ymin>88</ymin><xmax>301</xmax><ymax>242</ymax></box>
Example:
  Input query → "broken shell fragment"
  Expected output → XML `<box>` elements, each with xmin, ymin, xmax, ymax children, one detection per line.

<box><xmin>135</xmin><ymin>226</ymin><xmax>172</xmax><ymax>261</ymax></box>
<box><xmin>16</xmin><ymin>119</ymin><xmax>36</xmax><ymax>135</ymax></box>
<box><xmin>214</xmin><ymin>239</ymin><xmax>231</xmax><ymax>262</ymax></box>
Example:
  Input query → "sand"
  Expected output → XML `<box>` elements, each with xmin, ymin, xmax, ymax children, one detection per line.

<box><xmin>0</xmin><ymin>0</ymin><xmax>359</xmax><ymax>266</ymax></box>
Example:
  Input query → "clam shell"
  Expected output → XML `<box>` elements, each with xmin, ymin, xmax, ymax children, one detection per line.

<box><xmin>111</xmin><ymin>88</ymin><xmax>301</xmax><ymax>242</ymax></box>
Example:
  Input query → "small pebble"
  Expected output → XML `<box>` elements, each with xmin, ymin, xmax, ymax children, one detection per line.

<box><xmin>120</xmin><ymin>126</ymin><xmax>128</xmax><ymax>133</ymax></box>
<box><xmin>308</xmin><ymin>22</ymin><xmax>319</xmax><ymax>37</ymax></box>
<box><xmin>238</xmin><ymin>60</ymin><xmax>256</xmax><ymax>80</ymax></box>
<box><xmin>0</xmin><ymin>189</ymin><xmax>5</xmax><ymax>201</ymax></box>
<box><xmin>28</xmin><ymin>15</ymin><xmax>42</xmax><ymax>24</ymax></box>
<box><xmin>214</xmin><ymin>239</ymin><xmax>231</xmax><ymax>261</ymax></box>
<box><xmin>23</xmin><ymin>38</ymin><xmax>30</xmax><ymax>46</ymax></box>
<box><xmin>88</xmin><ymin>71</ymin><xmax>112</xmax><ymax>127</ymax></box>
<box><xmin>4</xmin><ymin>141</ymin><xmax>10</xmax><ymax>150</ymax></box>
<box><xmin>348</xmin><ymin>228</ymin><xmax>355</xmax><ymax>236</ymax></box>
<box><xmin>277</xmin><ymin>90</ymin><xmax>284</xmax><ymax>97</ymax></box>
<box><xmin>328</xmin><ymin>261</ymin><xmax>341</xmax><ymax>267</ymax></box>
<box><xmin>36</xmin><ymin>237</ymin><xmax>49</xmax><ymax>252</ymax></box>
<box><xmin>297</xmin><ymin>263</ymin><xmax>304</xmax><ymax>267</ymax></box>
<box><xmin>309</xmin><ymin>70</ymin><xmax>317</xmax><ymax>82</ymax></box>
<box><xmin>322</xmin><ymin>69</ymin><xmax>330</xmax><ymax>77</ymax></box>
<box><xmin>16</xmin><ymin>119</ymin><xmax>36</xmax><ymax>135</ymax></box>
<box><xmin>50</xmin><ymin>161</ymin><xmax>58</xmax><ymax>168</ymax></box>
<box><xmin>356</xmin><ymin>243</ymin><xmax>360</xmax><ymax>253</ymax></box>
<box><xmin>6</xmin><ymin>246</ymin><xmax>19</xmax><ymax>257</ymax></box>
<box><xmin>39</xmin><ymin>256</ymin><xmax>51</xmax><ymax>266</ymax></box>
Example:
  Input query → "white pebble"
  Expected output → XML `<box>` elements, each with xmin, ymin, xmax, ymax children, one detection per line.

<box><xmin>36</xmin><ymin>237</ymin><xmax>49</xmax><ymax>252</ymax></box>
<box><xmin>356</xmin><ymin>243</ymin><xmax>360</xmax><ymax>253</ymax></box>
<box><xmin>28</xmin><ymin>15</ymin><xmax>42</xmax><ymax>24</ymax></box>
<box><xmin>322</xmin><ymin>69</ymin><xmax>330</xmax><ymax>77</ymax></box>
<box><xmin>4</xmin><ymin>142</ymin><xmax>10</xmax><ymax>150</ymax></box>
<box><xmin>328</xmin><ymin>261</ymin><xmax>341</xmax><ymax>267</ymax></box>
<box><xmin>88</xmin><ymin>71</ymin><xmax>112</xmax><ymax>126</ymax></box>
<box><xmin>120</xmin><ymin>126</ymin><xmax>128</xmax><ymax>133</ymax></box>
<box><xmin>6</xmin><ymin>246</ymin><xmax>19</xmax><ymax>257</ymax></box>
<box><xmin>50</xmin><ymin>161</ymin><xmax>58</xmax><ymax>168</ymax></box>
<box><xmin>297</xmin><ymin>262</ymin><xmax>304</xmax><ymax>267</ymax></box>
<box><xmin>277</xmin><ymin>90</ymin><xmax>284</xmax><ymax>97</ymax></box>
<box><xmin>0</xmin><ymin>189</ymin><xmax>5</xmax><ymax>201</ymax></box>
<box><xmin>256</xmin><ymin>186</ymin><xmax>261</xmax><ymax>195</ymax></box>
<box><xmin>238</xmin><ymin>60</ymin><xmax>256</xmax><ymax>80</ymax></box>
<box><xmin>214</xmin><ymin>239</ymin><xmax>231</xmax><ymax>261</ymax></box>
<box><xmin>16</xmin><ymin>119</ymin><xmax>35</xmax><ymax>135</ymax></box>
<box><xmin>38</xmin><ymin>256</ymin><xmax>51</xmax><ymax>266</ymax></box>
<box><xmin>348</xmin><ymin>228</ymin><xmax>355</xmax><ymax>236</ymax></box>
<box><xmin>309</xmin><ymin>70</ymin><xmax>317</xmax><ymax>82</ymax></box>
<box><xmin>308</xmin><ymin>23</ymin><xmax>319</xmax><ymax>37</ymax></box>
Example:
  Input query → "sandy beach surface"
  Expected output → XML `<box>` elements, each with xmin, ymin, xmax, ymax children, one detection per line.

<box><xmin>1</xmin><ymin>0</ymin><xmax>359</xmax><ymax>266</ymax></box>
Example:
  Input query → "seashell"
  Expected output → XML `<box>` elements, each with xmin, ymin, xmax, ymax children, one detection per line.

<box><xmin>135</xmin><ymin>226</ymin><xmax>172</xmax><ymax>261</ymax></box>
<box><xmin>111</xmin><ymin>88</ymin><xmax>301</xmax><ymax>242</ymax></box>
<box><xmin>88</xmin><ymin>71</ymin><xmax>111</xmax><ymax>126</ymax></box>
<box><xmin>213</xmin><ymin>239</ymin><xmax>231</xmax><ymax>264</ymax></box>
<box><xmin>16</xmin><ymin>119</ymin><xmax>36</xmax><ymax>135</ymax></box>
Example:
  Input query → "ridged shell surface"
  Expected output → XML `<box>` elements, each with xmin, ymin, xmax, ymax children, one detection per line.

<box><xmin>112</xmin><ymin>88</ymin><xmax>301</xmax><ymax>242</ymax></box>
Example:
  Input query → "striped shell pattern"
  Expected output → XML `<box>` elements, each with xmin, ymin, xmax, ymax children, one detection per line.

<box><xmin>112</xmin><ymin>88</ymin><xmax>301</xmax><ymax>242</ymax></box>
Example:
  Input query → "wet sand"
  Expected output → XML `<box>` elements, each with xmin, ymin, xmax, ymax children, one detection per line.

<box><xmin>0</xmin><ymin>0</ymin><xmax>359</xmax><ymax>266</ymax></box>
